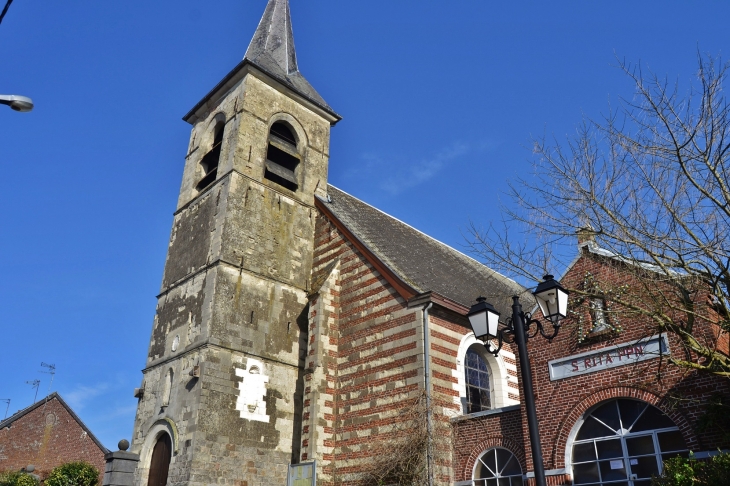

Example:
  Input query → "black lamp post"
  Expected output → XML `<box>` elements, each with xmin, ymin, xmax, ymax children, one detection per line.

<box><xmin>467</xmin><ymin>275</ymin><xmax>569</xmax><ymax>486</ymax></box>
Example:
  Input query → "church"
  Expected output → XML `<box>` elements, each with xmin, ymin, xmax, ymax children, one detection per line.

<box><xmin>126</xmin><ymin>1</ymin><xmax>730</xmax><ymax>486</ymax></box>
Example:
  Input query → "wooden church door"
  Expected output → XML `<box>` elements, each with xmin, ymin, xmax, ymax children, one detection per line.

<box><xmin>147</xmin><ymin>434</ymin><xmax>172</xmax><ymax>486</ymax></box>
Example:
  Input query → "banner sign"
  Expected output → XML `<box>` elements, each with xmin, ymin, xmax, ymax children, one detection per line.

<box><xmin>288</xmin><ymin>461</ymin><xmax>316</xmax><ymax>486</ymax></box>
<box><xmin>548</xmin><ymin>335</ymin><xmax>669</xmax><ymax>381</ymax></box>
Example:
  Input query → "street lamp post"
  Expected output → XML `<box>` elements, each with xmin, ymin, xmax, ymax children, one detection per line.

<box><xmin>0</xmin><ymin>94</ymin><xmax>33</xmax><ymax>112</ymax></box>
<box><xmin>467</xmin><ymin>275</ymin><xmax>569</xmax><ymax>486</ymax></box>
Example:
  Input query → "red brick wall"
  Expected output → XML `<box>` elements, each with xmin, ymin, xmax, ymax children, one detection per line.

<box><xmin>0</xmin><ymin>397</ymin><xmax>106</xmax><ymax>481</ymax></box>
<box><xmin>522</xmin><ymin>250</ymin><xmax>730</xmax><ymax>477</ymax></box>
<box><xmin>310</xmin><ymin>212</ymin><xmax>528</xmax><ymax>485</ymax></box>
<box><xmin>453</xmin><ymin>250</ymin><xmax>730</xmax><ymax>485</ymax></box>
<box><xmin>452</xmin><ymin>407</ymin><xmax>525</xmax><ymax>482</ymax></box>
<box><xmin>310</xmin><ymin>213</ymin><xmax>426</xmax><ymax>486</ymax></box>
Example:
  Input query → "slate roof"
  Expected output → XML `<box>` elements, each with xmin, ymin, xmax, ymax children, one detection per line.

<box><xmin>0</xmin><ymin>392</ymin><xmax>109</xmax><ymax>453</ymax></box>
<box><xmin>183</xmin><ymin>0</ymin><xmax>339</xmax><ymax>124</ymax></box>
<box><xmin>244</xmin><ymin>0</ymin><xmax>336</xmax><ymax>115</ymax></box>
<box><xmin>318</xmin><ymin>185</ymin><xmax>527</xmax><ymax>316</ymax></box>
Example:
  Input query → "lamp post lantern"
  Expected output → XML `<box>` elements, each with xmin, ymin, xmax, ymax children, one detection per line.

<box><xmin>0</xmin><ymin>94</ymin><xmax>33</xmax><ymax>112</ymax></box>
<box><xmin>467</xmin><ymin>275</ymin><xmax>569</xmax><ymax>486</ymax></box>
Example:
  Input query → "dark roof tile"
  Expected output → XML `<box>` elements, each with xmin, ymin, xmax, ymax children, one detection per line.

<box><xmin>319</xmin><ymin>185</ymin><xmax>526</xmax><ymax>316</ymax></box>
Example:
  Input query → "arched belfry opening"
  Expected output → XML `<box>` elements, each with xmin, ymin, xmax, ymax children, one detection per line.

<box><xmin>264</xmin><ymin>121</ymin><xmax>300</xmax><ymax>191</ymax></box>
<box><xmin>196</xmin><ymin>120</ymin><xmax>224</xmax><ymax>192</ymax></box>
<box><xmin>147</xmin><ymin>433</ymin><xmax>172</xmax><ymax>486</ymax></box>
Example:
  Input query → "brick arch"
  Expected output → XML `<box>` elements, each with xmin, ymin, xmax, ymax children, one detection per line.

<box><xmin>463</xmin><ymin>436</ymin><xmax>526</xmax><ymax>481</ymax></box>
<box><xmin>551</xmin><ymin>386</ymin><xmax>698</xmax><ymax>468</ymax></box>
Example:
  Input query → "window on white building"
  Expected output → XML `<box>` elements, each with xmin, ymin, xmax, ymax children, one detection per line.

<box><xmin>473</xmin><ymin>447</ymin><xmax>523</xmax><ymax>486</ymax></box>
<box><xmin>465</xmin><ymin>345</ymin><xmax>491</xmax><ymax>413</ymax></box>
<box><xmin>570</xmin><ymin>399</ymin><xmax>687</xmax><ymax>485</ymax></box>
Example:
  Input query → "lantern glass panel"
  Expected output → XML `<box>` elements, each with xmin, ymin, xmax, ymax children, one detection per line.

<box><xmin>469</xmin><ymin>310</ymin><xmax>489</xmax><ymax>340</ymax></box>
<box><xmin>487</xmin><ymin>308</ymin><xmax>500</xmax><ymax>338</ymax></box>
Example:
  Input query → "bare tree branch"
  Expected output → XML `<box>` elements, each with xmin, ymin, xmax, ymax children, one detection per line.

<box><xmin>467</xmin><ymin>53</ymin><xmax>730</xmax><ymax>377</ymax></box>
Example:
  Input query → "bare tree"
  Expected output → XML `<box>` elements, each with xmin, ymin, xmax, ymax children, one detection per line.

<box><xmin>361</xmin><ymin>391</ymin><xmax>452</xmax><ymax>486</ymax></box>
<box><xmin>468</xmin><ymin>54</ymin><xmax>730</xmax><ymax>377</ymax></box>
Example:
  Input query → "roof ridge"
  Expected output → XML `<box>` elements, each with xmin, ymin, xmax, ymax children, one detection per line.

<box><xmin>326</xmin><ymin>184</ymin><xmax>520</xmax><ymax>288</ymax></box>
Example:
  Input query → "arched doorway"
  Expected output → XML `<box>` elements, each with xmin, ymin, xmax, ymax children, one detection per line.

<box><xmin>147</xmin><ymin>433</ymin><xmax>172</xmax><ymax>486</ymax></box>
<box><xmin>570</xmin><ymin>399</ymin><xmax>687</xmax><ymax>485</ymax></box>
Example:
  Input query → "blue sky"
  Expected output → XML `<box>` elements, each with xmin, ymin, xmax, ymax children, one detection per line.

<box><xmin>1</xmin><ymin>1</ymin><xmax>728</xmax><ymax>449</ymax></box>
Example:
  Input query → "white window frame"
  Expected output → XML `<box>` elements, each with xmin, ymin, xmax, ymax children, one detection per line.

<box><xmin>455</xmin><ymin>333</ymin><xmax>518</xmax><ymax>414</ymax></box>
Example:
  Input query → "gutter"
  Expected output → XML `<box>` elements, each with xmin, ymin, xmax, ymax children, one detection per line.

<box><xmin>422</xmin><ymin>302</ymin><xmax>434</xmax><ymax>486</ymax></box>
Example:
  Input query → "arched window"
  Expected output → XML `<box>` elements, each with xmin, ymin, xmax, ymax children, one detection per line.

<box><xmin>196</xmin><ymin>121</ymin><xmax>224</xmax><ymax>192</ymax></box>
<box><xmin>147</xmin><ymin>433</ymin><xmax>172</xmax><ymax>486</ymax></box>
<box><xmin>465</xmin><ymin>345</ymin><xmax>491</xmax><ymax>413</ymax></box>
<box><xmin>473</xmin><ymin>447</ymin><xmax>523</xmax><ymax>486</ymax></box>
<box><xmin>264</xmin><ymin>121</ymin><xmax>300</xmax><ymax>191</ymax></box>
<box><xmin>570</xmin><ymin>399</ymin><xmax>687</xmax><ymax>485</ymax></box>
<box><xmin>162</xmin><ymin>368</ymin><xmax>173</xmax><ymax>407</ymax></box>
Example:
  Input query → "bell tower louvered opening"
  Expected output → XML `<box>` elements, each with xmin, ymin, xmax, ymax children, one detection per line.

<box><xmin>196</xmin><ymin>121</ymin><xmax>224</xmax><ymax>192</ymax></box>
<box><xmin>264</xmin><ymin>122</ymin><xmax>300</xmax><ymax>191</ymax></box>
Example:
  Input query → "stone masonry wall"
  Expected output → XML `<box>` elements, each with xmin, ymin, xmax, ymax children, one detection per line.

<box><xmin>0</xmin><ymin>397</ymin><xmax>106</xmax><ymax>482</ymax></box>
<box><xmin>133</xmin><ymin>69</ymin><xmax>331</xmax><ymax>486</ymax></box>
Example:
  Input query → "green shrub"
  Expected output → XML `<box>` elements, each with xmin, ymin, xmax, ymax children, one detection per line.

<box><xmin>651</xmin><ymin>455</ymin><xmax>697</xmax><ymax>486</ymax></box>
<box><xmin>0</xmin><ymin>471</ymin><xmax>39</xmax><ymax>486</ymax></box>
<box><xmin>652</xmin><ymin>452</ymin><xmax>730</xmax><ymax>486</ymax></box>
<box><xmin>44</xmin><ymin>462</ymin><xmax>99</xmax><ymax>486</ymax></box>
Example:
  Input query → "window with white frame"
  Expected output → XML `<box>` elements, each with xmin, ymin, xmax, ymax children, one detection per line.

<box><xmin>570</xmin><ymin>399</ymin><xmax>687</xmax><ymax>485</ymax></box>
<box><xmin>473</xmin><ymin>447</ymin><xmax>523</xmax><ymax>486</ymax></box>
<box><xmin>465</xmin><ymin>345</ymin><xmax>491</xmax><ymax>413</ymax></box>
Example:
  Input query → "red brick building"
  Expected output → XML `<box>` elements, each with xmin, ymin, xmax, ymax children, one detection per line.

<box><xmin>452</xmin><ymin>241</ymin><xmax>730</xmax><ymax>486</ymax></box>
<box><xmin>0</xmin><ymin>393</ymin><xmax>108</xmax><ymax>480</ymax></box>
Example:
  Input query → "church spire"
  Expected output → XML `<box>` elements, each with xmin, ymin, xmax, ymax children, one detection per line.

<box><xmin>243</xmin><ymin>0</ymin><xmax>336</xmax><ymax>115</ymax></box>
<box><xmin>245</xmin><ymin>0</ymin><xmax>298</xmax><ymax>75</ymax></box>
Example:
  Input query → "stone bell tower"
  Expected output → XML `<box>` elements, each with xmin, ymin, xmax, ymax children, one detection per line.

<box><xmin>130</xmin><ymin>1</ymin><xmax>340</xmax><ymax>485</ymax></box>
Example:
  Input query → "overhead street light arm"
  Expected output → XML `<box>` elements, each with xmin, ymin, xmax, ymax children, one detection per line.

<box><xmin>0</xmin><ymin>94</ymin><xmax>33</xmax><ymax>112</ymax></box>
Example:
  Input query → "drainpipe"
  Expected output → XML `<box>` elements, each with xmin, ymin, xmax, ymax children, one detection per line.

<box><xmin>422</xmin><ymin>302</ymin><xmax>434</xmax><ymax>486</ymax></box>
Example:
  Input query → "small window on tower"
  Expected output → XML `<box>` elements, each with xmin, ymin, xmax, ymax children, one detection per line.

<box><xmin>196</xmin><ymin>121</ymin><xmax>224</xmax><ymax>192</ymax></box>
<box><xmin>264</xmin><ymin>122</ymin><xmax>300</xmax><ymax>191</ymax></box>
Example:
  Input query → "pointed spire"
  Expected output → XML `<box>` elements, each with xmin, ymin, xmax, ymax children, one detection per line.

<box><xmin>243</xmin><ymin>0</ymin><xmax>336</xmax><ymax>116</ymax></box>
<box><xmin>245</xmin><ymin>0</ymin><xmax>298</xmax><ymax>75</ymax></box>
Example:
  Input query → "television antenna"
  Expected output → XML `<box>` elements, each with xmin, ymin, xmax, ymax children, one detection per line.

<box><xmin>39</xmin><ymin>362</ymin><xmax>56</xmax><ymax>414</ymax></box>
<box><xmin>0</xmin><ymin>399</ymin><xmax>9</xmax><ymax>420</ymax></box>
<box><xmin>40</xmin><ymin>362</ymin><xmax>56</xmax><ymax>395</ymax></box>
<box><xmin>26</xmin><ymin>380</ymin><xmax>40</xmax><ymax>403</ymax></box>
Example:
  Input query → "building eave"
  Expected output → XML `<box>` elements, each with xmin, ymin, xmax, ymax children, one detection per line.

<box><xmin>182</xmin><ymin>60</ymin><xmax>342</xmax><ymax>125</ymax></box>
